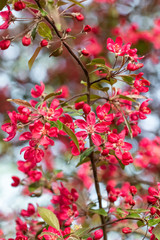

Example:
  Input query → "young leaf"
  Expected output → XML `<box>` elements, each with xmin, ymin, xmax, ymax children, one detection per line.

<box><xmin>57</xmin><ymin>120</ymin><xmax>63</xmax><ymax>130</ymax></box>
<box><xmin>76</xmin><ymin>157</ymin><xmax>90</xmax><ymax>167</ymax></box>
<box><xmin>37</xmin><ymin>22</ymin><xmax>53</xmax><ymax>40</ymax></box>
<box><xmin>74</xmin><ymin>227</ymin><xmax>90</xmax><ymax>237</ymax></box>
<box><xmin>7</xmin><ymin>99</ymin><xmax>32</xmax><ymax>108</ymax></box>
<box><xmin>90</xmin><ymin>208</ymin><xmax>108</xmax><ymax>216</ymax></box>
<box><xmin>80</xmin><ymin>146</ymin><xmax>95</xmax><ymax>163</ymax></box>
<box><xmin>88</xmin><ymin>58</ymin><xmax>106</xmax><ymax>66</ymax></box>
<box><xmin>44</xmin><ymin>90</ymin><xmax>62</xmax><ymax>101</ymax></box>
<box><xmin>28</xmin><ymin>47</ymin><xmax>42</xmax><ymax>70</ymax></box>
<box><xmin>152</xmin><ymin>223</ymin><xmax>160</xmax><ymax>240</ymax></box>
<box><xmin>0</xmin><ymin>0</ymin><xmax>7</xmax><ymax>10</ymax></box>
<box><xmin>118</xmin><ymin>95</ymin><xmax>136</xmax><ymax>103</ymax></box>
<box><xmin>120</xmin><ymin>75</ymin><xmax>134</xmax><ymax>85</ymax></box>
<box><xmin>39</xmin><ymin>231</ymin><xmax>62</xmax><ymax>239</ymax></box>
<box><xmin>38</xmin><ymin>207</ymin><xmax>60</xmax><ymax>230</ymax></box>
<box><xmin>49</xmin><ymin>45</ymin><xmax>63</xmax><ymax>57</ymax></box>
<box><xmin>148</xmin><ymin>218</ymin><xmax>160</xmax><ymax>226</ymax></box>
<box><xmin>68</xmin><ymin>0</ymin><xmax>84</xmax><ymax>7</ymax></box>
<box><xmin>62</xmin><ymin>123</ymin><xmax>80</xmax><ymax>151</ymax></box>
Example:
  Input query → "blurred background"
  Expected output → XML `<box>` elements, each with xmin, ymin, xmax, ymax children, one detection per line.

<box><xmin>0</xmin><ymin>0</ymin><xmax>160</xmax><ymax>238</ymax></box>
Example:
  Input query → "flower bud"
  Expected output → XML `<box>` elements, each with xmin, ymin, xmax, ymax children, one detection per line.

<box><xmin>11</xmin><ymin>176</ymin><xmax>20</xmax><ymax>187</ymax></box>
<box><xmin>81</xmin><ymin>49</ymin><xmax>89</xmax><ymax>56</ymax></box>
<box><xmin>83</xmin><ymin>104</ymin><xmax>91</xmax><ymax>114</ymax></box>
<box><xmin>76</xmin><ymin>13</ymin><xmax>84</xmax><ymax>21</ymax></box>
<box><xmin>66</xmin><ymin>28</ymin><xmax>71</xmax><ymax>33</ymax></box>
<box><xmin>0</xmin><ymin>39</ymin><xmax>11</xmax><ymax>50</ymax></box>
<box><xmin>14</xmin><ymin>1</ymin><xmax>26</xmax><ymax>11</ymax></box>
<box><xmin>93</xmin><ymin>229</ymin><xmax>103</xmax><ymax>239</ymax></box>
<box><xmin>122</xmin><ymin>152</ymin><xmax>133</xmax><ymax>165</ymax></box>
<box><xmin>22</xmin><ymin>36</ymin><xmax>31</xmax><ymax>46</ymax></box>
<box><xmin>101</xmin><ymin>149</ymin><xmax>109</xmax><ymax>156</ymax></box>
<box><xmin>83</xmin><ymin>25</ymin><xmax>92</xmax><ymax>32</ymax></box>
<box><xmin>75</xmin><ymin>101</ymin><xmax>84</xmax><ymax>110</ymax></box>
<box><xmin>40</xmin><ymin>39</ymin><xmax>48</xmax><ymax>47</ymax></box>
<box><xmin>130</xmin><ymin>186</ymin><xmax>137</xmax><ymax>195</ymax></box>
<box><xmin>150</xmin><ymin>207</ymin><xmax>157</xmax><ymax>215</ymax></box>
<box><xmin>122</xmin><ymin>227</ymin><xmax>132</xmax><ymax>234</ymax></box>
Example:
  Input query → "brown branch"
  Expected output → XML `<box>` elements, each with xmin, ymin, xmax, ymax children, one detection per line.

<box><xmin>34</xmin><ymin>1</ymin><xmax>107</xmax><ymax>239</ymax></box>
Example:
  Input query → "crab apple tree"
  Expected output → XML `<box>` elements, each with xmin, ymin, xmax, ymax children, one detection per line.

<box><xmin>0</xmin><ymin>0</ymin><xmax>160</xmax><ymax>240</ymax></box>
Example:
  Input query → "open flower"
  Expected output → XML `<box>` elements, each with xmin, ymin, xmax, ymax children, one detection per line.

<box><xmin>0</xmin><ymin>5</ymin><xmax>13</xmax><ymax>29</ymax></box>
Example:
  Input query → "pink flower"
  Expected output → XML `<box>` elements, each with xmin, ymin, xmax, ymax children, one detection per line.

<box><xmin>134</xmin><ymin>72</ymin><xmax>150</xmax><ymax>92</ymax></box>
<box><xmin>1</xmin><ymin>111</ymin><xmax>17</xmax><ymax>141</ymax></box>
<box><xmin>31</xmin><ymin>82</ymin><xmax>45</xmax><ymax>98</ymax></box>
<box><xmin>107</xmin><ymin>37</ymin><xmax>131</xmax><ymax>56</ymax></box>
<box><xmin>75</xmin><ymin>112</ymin><xmax>110</xmax><ymax>146</ymax></box>
<box><xmin>0</xmin><ymin>5</ymin><xmax>13</xmax><ymax>29</ymax></box>
<box><xmin>96</xmin><ymin>103</ymin><xmax>113</xmax><ymax>122</ymax></box>
<box><xmin>122</xmin><ymin>227</ymin><xmax>132</xmax><ymax>234</ymax></box>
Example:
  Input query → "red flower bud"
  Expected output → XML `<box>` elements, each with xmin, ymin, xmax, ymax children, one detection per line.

<box><xmin>66</xmin><ymin>28</ymin><xmax>71</xmax><ymax>33</ymax></box>
<box><xmin>93</xmin><ymin>229</ymin><xmax>103</xmax><ymax>239</ymax></box>
<box><xmin>40</xmin><ymin>39</ymin><xmax>48</xmax><ymax>47</ymax></box>
<box><xmin>122</xmin><ymin>227</ymin><xmax>132</xmax><ymax>234</ymax></box>
<box><xmin>75</xmin><ymin>101</ymin><xmax>84</xmax><ymax>110</ymax></box>
<box><xmin>101</xmin><ymin>149</ymin><xmax>109</xmax><ymax>156</ymax></box>
<box><xmin>130</xmin><ymin>186</ymin><xmax>137</xmax><ymax>195</ymax></box>
<box><xmin>76</xmin><ymin>13</ymin><xmax>84</xmax><ymax>21</ymax></box>
<box><xmin>81</xmin><ymin>49</ymin><xmax>89</xmax><ymax>56</ymax></box>
<box><xmin>14</xmin><ymin>1</ymin><xmax>26</xmax><ymax>11</ymax></box>
<box><xmin>150</xmin><ymin>207</ymin><xmax>157</xmax><ymax>215</ymax></box>
<box><xmin>0</xmin><ymin>39</ymin><xmax>11</xmax><ymax>50</ymax></box>
<box><xmin>22</xmin><ymin>36</ymin><xmax>31</xmax><ymax>46</ymax></box>
<box><xmin>11</xmin><ymin>176</ymin><xmax>20</xmax><ymax>187</ymax></box>
<box><xmin>83</xmin><ymin>25</ymin><xmax>92</xmax><ymax>32</ymax></box>
<box><xmin>83</xmin><ymin>104</ymin><xmax>91</xmax><ymax>114</ymax></box>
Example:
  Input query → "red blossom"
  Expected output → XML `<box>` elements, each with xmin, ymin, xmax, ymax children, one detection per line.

<box><xmin>31</xmin><ymin>82</ymin><xmax>45</xmax><ymax>98</ymax></box>
<box><xmin>107</xmin><ymin>37</ymin><xmax>131</xmax><ymax>56</ymax></box>
<box><xmin>0</xmin><ymin>5</ymin><xmax>13</xmax><ymax>29</ymax></box>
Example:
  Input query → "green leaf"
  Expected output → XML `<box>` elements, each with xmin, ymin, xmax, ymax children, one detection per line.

<box><xmin>62</xmin><ymin>123</ymin><xmax>80</xmax><ymax>151</ymax></box>
<box><xmin>57</xmin><ymin>120</ymin><xmax>63</xmax><ymax>130</ymax></box>
<box><xmin>38</xmin><ymin>207</ymin><xmax>60</xmax><ymax>230</ymax></box>
<box><xmin>152</xmin><ymin>223</ymin><xmax>160</xmax><ymax>239</ymax></box>
<box><xmin>120</xmin><ymin>75</ymin><xmax>134</xmax><ymax>85</ymax></box>
<box><xmin>137</xmin><ymin>220</ymin><xmax>145</xmax><ymax>227</ymax></box>
<box><xmin>80</xmin><ymin>146</ymin><xmax>95</xmax><ymax>162</ymax></box>
<box><xmin>127</xmin><ymin>213</ymin><xmax>140</xmax><ymax>218</ymax></box>
<box><xmin>28</xmin><ymin>46</ymin><xmax>42</xmax><ymax>70</ymax></box>
<box><xmin>118</xmin><ymin>95</ymin><xmax>136</xmax><ymax>103</ymax></box>
<box><xmin>35</xmin><ymin>102</ymin><xmax>43</xmax><ymax>109</ymax></box>
<box><xmin>148</xmin><ymin>218</ymin><xmax>160</xmax><ymax>226</ymax></box>
<box><xmin>74</xmin><ymin>227</ymin><xmax>90</xmax><ymax>237</ymax></box>
<box><xmin>37</xmin><ymin>22</ymin><xmax>53</xmax><ymax>40</ymax></box>
<box><xmin>31</xmin><ymin>26</ymin><xmax>37</xmax><ymax>40</ymax></box>
<box><xmin>90</xmin><ymin>208</ymin><xmax>108</xmax><ymax>216</ymax></box>
<box><xmin>68</xmin><ymin>0</ymin><xmax>84</xmax><ymax>7</ymax></box>
<box><xmin>23</xmin><ymin>1</ymin><xmax>39</xmax><ymax>9</ymax></box>
<box><xmin>0</xmin><ymin>0</ymin><xmax>7</xmax><ymax>10</ymax></box>
<box><xmin>49</xmin><ymin>45</ymin><xmax>63</xmax><ymax>57</ymax></box>
<box><xmin>116</xmin><ymin>105</ymin><xmax>133</xmax><ymax>139</ymax></box>
<box><xmin>109</xmin><ymin>149</ymin><xmax>125</xmax><ymax>170</ymax></box>
<box><xmin>76</xmin><ymin>146</ymin><xmax>95</xmax><ymax>167</ymax></box>
<box><xmin>76</xmin><ymin>157</ymin><xmax>90</xmax><ymax>167</ymax></box>
<box><xmin>29</xmin><ymin>182</ymin><xmax>41</xmax><ymax>192</ymax></box>
<box><xmin>39</xmin><ymin>231</ymin><xmax>62</xmax><ymax>239</ymax></box>
<box><xmin>88</xmin><ymin>58</ymin><xmax>106</xmax><ymax>66</ymax></box>
<box><xmin>44</xmin><ymin>90</ymin><xmax>62</xmax><ymax>101</ymax></box>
